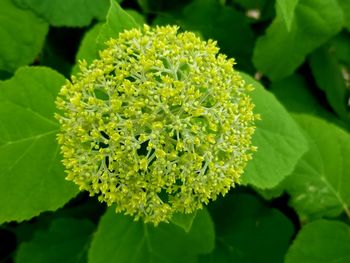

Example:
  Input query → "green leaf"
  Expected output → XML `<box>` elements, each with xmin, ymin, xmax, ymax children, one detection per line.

<box><xmin>170</xmin><ymin>212</ymin><xmax>197</xmax><ymax>233</ymax></box>
<box><xmin>270</xmin><ymin>74</ymin><xmax>325</xmax><ymax>115</ymax></box>
<box><xmin>285</xmin><ymin>220</ymin><xmax>350</xmax><ymax>263</ymax></box>
<box><xmin>97</xmin><ymin>0</ymin><xmax>139</xmax><ymax>49</ymax></box>
<box><xmin>16</xmin><ymin>218</ymin><xmax>95</xmax><ymax>263</ymax></box>
<box><xmin>234</xmin><ymin>0</ymin><xmax>266</xmax><ymax>10</ymax></box>
<box><xmin>72</xmin><ymin>8</ymin><xmax>144</xmax><ymax>75</ymax></box>
<box><xmin>269</xmin><ymin>73</ymin><xmax>350</xmax><ymax>132</ymax></box>
<box><xmin>0</xmin><ymin>66</ymin><xmax>78</xmax><ymax>224</ymax></box>
<box><xmin>183</xmin><ymin>0</ymin><xmax>255</xmax><ymax>72</ymax></box>
<box><xmin>0</xmin><ymin>0</ymin><xmax>48</xmax><ymax>73</ymax></box>
<box><xmin>276</xmin><ymin>0</ymin><xmax>299</xmax><ymax>31</ymax></box>
<box><xmin>137</xmin><ymin>0</ymin><xmax>189</xmax><ymax>13</ymax></box>
<box><xmin>309</xmin><ymin>45</ymin><xmax>350</xmax><ymax>121</ymax></box>
<box><xmin>126</xmin><ymin>9</ymin><xmax>146</xmax><ymax>25</ymax></box>
<box><xmin>0</xmin><ymin>71</ymin><xmax>12</xmax><ymax>81</ymax></box>
<box><xmin>233</xmin><ymin>0</ymin><xmax>275</xmax><ymax>23</ymax></box>
<box><xmin>77</xmin><ymin>32</ymin><xmax>100</xmax><ymax>63</ymax></box>
<box><xmin>72</xmin><ymin>23</ymin><xmax>103</xmax><ymax>75</ymax></box>
<box><xmin>88</xmin><ymin>208</ymin><xmax>215</xmax><ymax>263</ymax></box>
<box><xmin>13</xmin><ymin>0</ymin><xmax>110</xmax><ymax>27</ymax></box>
<box><xmin>338</xmin><ymin>0</ymin><xmax>350</xmax><ymax>31</ymax></box>
<box><xmin>330</xmin><ymin>32</ymin><xmax>350</xmax><ymax>66</ymax></box>
<box><xmin>154</xmin><ymin>0</ymin><xmax>255</xmax><ymax>72</ymax></box>
<box><xmin>283</xmin><ymin>114</ymin><xmax>350</xmax><ymax>221</ymax></box>
<box><xmin>200</xmin><ymin>193</ymin><xmax>294</xmax><ymax>263</ymax></box>
<box><xmin>240</xmin><ymin>73</ymin><xmax>308</xmax><ymax>189</ymax></box>
<box><xmin>253</xmin><ymin>0</ymin><xmax>344</xmax><ymax>80</ymax></box>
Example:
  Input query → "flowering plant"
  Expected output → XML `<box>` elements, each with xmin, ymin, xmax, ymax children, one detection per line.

<box><xmin>1</xmin><ymin>0</ymin><xmax>349</xmax><ymax>262</ymax></box>
<box><xmin>56</xmin><ymin>25</ymin><xmax>257</xmax><ymax>224</ymax></box>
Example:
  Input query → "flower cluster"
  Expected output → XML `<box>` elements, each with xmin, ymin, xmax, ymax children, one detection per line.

<box><xmin>56</xmin><ymin>25</ymin><xmax>257</xmax><ymax>225</ymax></box>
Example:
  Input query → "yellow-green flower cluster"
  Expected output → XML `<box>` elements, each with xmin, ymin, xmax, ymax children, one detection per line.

<box><xmin>56</xmin><ymin>25</ymin><xmax>257</xmax><ymax>225</ymax></box>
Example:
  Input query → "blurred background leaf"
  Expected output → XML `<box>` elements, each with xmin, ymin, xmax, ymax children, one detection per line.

<box><xmin>15</xmin><ymin>218</ymin><xmax>95</xmax><ymax>263</ymax></box>
<box><xmin>200</xmin><ymin>192</ymin><xmax>294</xmax><ymax>263</ymax></box>
<box><xmin>154</xmin><ymin>0</ymin><xmax>255</xmax><ymax>73</ymax></box>
<box><xmin>0</xmin><ymin>0</ymin><xmax>48</xmax><ymax>73</ymax></box>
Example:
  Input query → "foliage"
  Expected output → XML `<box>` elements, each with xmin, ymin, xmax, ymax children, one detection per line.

<box><xmin>0</xmin><ymin>0</ymin><xmax>349</xmax><ymax>262</ymax></box>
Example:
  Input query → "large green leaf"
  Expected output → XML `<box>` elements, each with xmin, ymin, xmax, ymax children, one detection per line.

<box><xmin>283</xmin><ymin>114</ymin><xmax>350</xmax><ymax>221</ymax></box>
<box><xmin>0</xmin><ymin>0</ymin><xmax>48</xmax><ymax>73</ymax></box>
<box><xmin>97</xmin><ymin>0</ymin><xmax>139</xmax><ymax>49</ymax></box>
<box><xmin>240</xmin><ymin>73</ymin><xmax>308</xmax><ymax>189</ymax></box>
<box><xmin>0</xmin><ymin>67</ymin><xmax>78</xmax><ymax>224</ymax></box>
<box><xmin>16</xmin><ymin>218</ymin><xmax>95</xmax><ymax>263</ymax></box>
<box><xmin>285</xmin><ymin>220</ymin><xmax>350</xmax><ymax>263</ymax></box>
<box><xmin>88</xmin><ymin>208</ymin><xmax>215</xmax><ymax>263</ymax></box>
<box><xmin>309</xmin><ymin>45</ymin><xmax>350</xmax><ymax>122</ymax></box>
<box><xmin>276</xmin><ymin>0</ymin><xmax>299</xmax><ymax>31</ymax></box>
<box><xmin>253</xmin><ymin>0</ymin><xmax>344</xmax><ymax>80</ymax></box>
<box><xmin>13</xmin><ymin>0</ymin><xmax>111</xmax><ymax>27</ymax></box>
<box><xmin>200</xmin><ymin>193</ymin><xmax>294</xmax><ymax>263</ymax></box>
